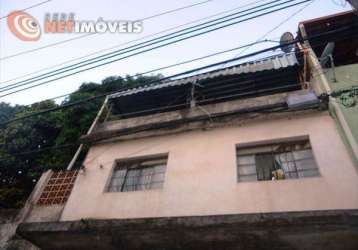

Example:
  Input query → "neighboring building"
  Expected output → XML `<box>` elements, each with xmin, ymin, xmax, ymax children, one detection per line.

<box><xmin>10</xmin><ymin>11</ymin><xmax>358</xmax><ymax>250</ymax></box>
<box><xmin>298</xmin><ymin>10</ymin><xmax>358</xmax><ymax>166</ymax></box>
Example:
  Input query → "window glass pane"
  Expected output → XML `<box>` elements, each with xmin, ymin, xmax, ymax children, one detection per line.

<box><xmin>293</xmin><ymin>150</ymin><xmax>313</xmax><ymax>160</ymax></box>
<box><xmin>113</xmin><ymin>169</ymin><xmax>126</xmax><ymax>178</ymax></box>
<box><xmin>298</xmin><ymin>169</ymin><xmax>319</xmax><ymax>178</ymax></box>
<box><xmin>154</xmin><ymin>165</ymin><xmax>166</xmax><ymax>173</ymax></box>
<box><xmin>139</xmin><ymin>173</ymin><xmax>152</xmax><ymax>185</ymax></box>
<box><xmin>237</xmin><ymin>139</ymin><xmax>318</xmax><ymax>182</ymax></box>
<box><xmin>238</xmin><ymin>164</ymin><xmax>256</xmax><ymax>175</ymax></box>
<box><xmin>140</xmin><ymin>158</ymin><xmax>167</xmax><ymax>166</ymax></box>
<box><xmin>124</xmin><ymin>176</ymin><xmax>139</xmax><ymax>189</ymax></box>
<box><xmin>237</xmin><ymin>155</ymin><xmax>255</xmax><ymax>165</ymax></box>
<box><xmin>295</xmin><ymin>158</ymin><xmax>317</xmax><ymax>170</ymax></box>
<box><xmin>151</xmin><ymin>182</ymin><xmax>164</xmax><ymax>189</ymax></box>
<box><xmin>255</xmin><ymin>153</ymin><xmax>275</xmax><ymax>181</ymax></box>
<box><xmin>108</xmin><ymin>156</ymin><xmax>167</xmax><ymax>192</ymax></box>
<box><xmin>127</xmin><ymin>169</ymin><xmax>140</xmax><ymax>177</ymax></box>
<box><xmin>281</xmin><ymin>161</ymin><xmax>296</xmax><ymax>173</ymax></box>
<box><xmin>284</xmin><ymin>170</ymin><xmax>298</xmax><ymax>179</ymax></box>
<box><xmin>122</xmin><ymin>185</ymin><xmax>135</xmax><ymax>192</ymax></box>
<box><xmin>238</xmin><ymin>146</ymin><xmax>273</xmax><ymax>155</ymax></box>
<box><xmin>110</xmin><ymin>177</ymin><xmax>124</xmax><ymax>187</ymax></box>
<box><xmin>141</xmin><ymin>167</ymin><xmax>153</xmax><ymax>176</ymax></box>
<box><xmin>275</xmin><ymin>152</ymin><xmax>294</xmax><ymax>162</ymax></box>
<box><xmin>152</xmin><ymin>173</ymin><xmax>165</xmax><ymax>183</ymax></box>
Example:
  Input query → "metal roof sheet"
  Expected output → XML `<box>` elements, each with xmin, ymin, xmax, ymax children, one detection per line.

<box><xmin>108</xmin><ymin>53</ymin><xmax>298</xmax><ymax>99</ymax></box>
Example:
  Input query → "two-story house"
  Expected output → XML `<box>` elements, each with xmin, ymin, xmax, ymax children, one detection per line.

<box><xmin>13</xmin><ymin>11</ymin><xmax>358</xmax><ymax>250</ymax></box>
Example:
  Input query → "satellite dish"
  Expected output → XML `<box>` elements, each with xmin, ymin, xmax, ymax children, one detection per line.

<box><xmin>279</xmin><ymin>32</ymin><xmax>295</xmax><ymax>53</ymax></box>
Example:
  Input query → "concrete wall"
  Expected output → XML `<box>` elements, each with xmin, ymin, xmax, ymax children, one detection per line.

<box><xmin>0</xmin><ymin>209</ymin><xmax>39</xmax><ymax>250</ymax></box>
<box><xmin>0</xmin><ymin>209</ymin><xmax>19</xmax><ymax>248</ymax></box>
<box><xmin>84</xmin><ymin>92</ymin><xmax>290</xmax><ymax>144</ymax></box>
<box><xmin>61</xmin><ymin>113</ymin><xmax>358</xmax><ymax>221</ymax></box>
<box><xmin>17</xmin><ymin>170</ymin><xmax>66</xmax><ymax>223</ymax></box>
<box><xmin>0</xmin><ymin>171</ymin><xmax>56</xmax><ymax>249</ymax></box>
<box><xmin>0</xmin><ymin>171</ymin><xmax>54</xmax><ymax>250</ymax></box>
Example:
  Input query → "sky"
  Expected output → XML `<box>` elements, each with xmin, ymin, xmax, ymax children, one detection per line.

<box><xmin>0</xmin><ymin>0</ymin><xmax>352</xmax><ymax>105</ymax></box>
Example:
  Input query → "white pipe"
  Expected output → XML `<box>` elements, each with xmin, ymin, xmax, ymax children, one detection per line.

<box><xmin>67</xmin><ymin>96</ymin><xmax>109</xmax><ymax>170</ymax></box>
<box><xmin>308</xmin><ymin>49</ymin><xmax>358</xmax><ymax>162</ymax></box>
<box><xmin>298</xmin><ymin>23</ymin><xmax>358</xmax><ymax>163</ymax></box>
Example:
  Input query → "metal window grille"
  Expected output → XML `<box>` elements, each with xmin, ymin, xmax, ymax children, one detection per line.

<box><xmin>108</xmin><ymin>156</ymin><xmax>167</xmax><ymax>192</ymax></box>
<box><xmin>37</xmin><ymin>170</ymin><xmax>78</xmax><ymax>206</ymax></box>
<box><xmin>237</xmin><ymin>139</ymin><xmax>319</xmax><ymax>182</ymax></box>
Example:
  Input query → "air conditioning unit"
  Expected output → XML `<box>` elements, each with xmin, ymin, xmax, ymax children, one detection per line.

<box><xmin>287</xmin><ymin>91</ymin><xmax>320</xmax><ymax>109</ymax></box>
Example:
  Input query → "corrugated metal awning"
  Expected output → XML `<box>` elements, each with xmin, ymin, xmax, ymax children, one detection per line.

<box><xmin>108</xmin><ymin>53</ymin><xmax>298</xmax><ymax>99</ymax></box>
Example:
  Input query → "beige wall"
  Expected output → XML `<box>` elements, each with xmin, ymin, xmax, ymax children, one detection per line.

<box><xmin>61</xmin><ymin>113</ymin><xmax>358</xmax><ymax>221</ymax></box>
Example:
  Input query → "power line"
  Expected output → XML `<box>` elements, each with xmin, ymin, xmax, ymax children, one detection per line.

<box><xmin>0</xmin><ymin>0</ymin><xmax>312</xmax><ymax>97</ymax></box>
<box><xmin>2</xmin><ymin>18</ymin><xmax>356</xmax><ymax>126</ymax></box>
<box><xmin>1</xmin><ymin>143</ymin><xmax>79</xmax><ymax>158</ymax></box>
<box><xmin>4</xmin><ymin>27</ymin><xmax>355</xmax><ymax>110</ymax></box>
<box><xmin>1</xmin><ymin>101</ymin><xmax>323</xmax><ymax>161</ymax></box>
<box><xmin>1</xmin><ymin>22</ymin><xmax>351</xmax><ymax>127</ymax></box>
<box><xmin>221</xmin><ymin>0</ymin><xmax>316</xmax><ymax>68</ymax></box>
<box><xmin>0</xmin><ymin>143</ymin><xmax>80</xmax><ymax>163</ymax></box>
<box><xmin>0</xmin><ymin>0</ymin><xmax>214</xmax><ymax>61</ymax></box>
<box><xmin>0</xmin><ymin>0</ymin><xmax>286</xmax><ymax>90</ymax></box>
<box><xmin>4</xmin><ymin>90</ymin><xmax>321</xmax><ymax>161</ymax></box>
<box><xmin>135</xmin><ymin>0</ymin><xmax>214</xmax><ymax>21</ymax></box>
<box><xmin>0</xmin><ymin>0</ymin><xmax>53</xmax><ymax>20</ymax></box>
<box><xmin>17</xmin><ymin>39</ymin><xmax>279</xmax><ymax>105</ymax></box>
<box><xmin>0</xmin><ymin>0</ymin><xmax>268</xmax><ymax>86</ymax></box>
<box><xmin>0</xmin><ymin>0</ymin><xmax>53</xmax><ymax>87</ymax></box>
<box><xmin>0</xmin><ymin>44</ymin><xmax>291</xmax><ymax>126</ymax></box>
<box><xmin>1</xmin><ymin>25</ymin><xmax>357</xmax><ymax>164</ymax></box>
<box><xmin>1</xmin><ymin>34</ymin><xmax>96</xmax><ymax>61</ymax></box>
<box><xmin>0</xmin><ymin>37</ymin><xmax>356</xmax><ymax>156</ymax></box>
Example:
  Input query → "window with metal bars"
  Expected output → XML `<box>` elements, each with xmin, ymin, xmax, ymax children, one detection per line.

<box><xmin>236</xmin><ymin>139</ymin><xmax>319</xmax><ymax>182</ymax></box>
<box><xmin>107</xmin><ymin>155</ymin><xmax>167</xmax><ymax>192</ymax></box>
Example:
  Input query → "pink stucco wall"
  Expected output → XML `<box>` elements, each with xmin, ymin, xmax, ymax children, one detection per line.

<box><xmin>61</xmin><ymin>112</ymin><xmax>358</xmax><ymax>221</ymax></box>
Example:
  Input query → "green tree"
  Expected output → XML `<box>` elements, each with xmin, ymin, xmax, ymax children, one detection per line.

<box><xmin>0</xmin><ymin>74</ymin><xmax>162</xmax><ymax>208</ymax></box>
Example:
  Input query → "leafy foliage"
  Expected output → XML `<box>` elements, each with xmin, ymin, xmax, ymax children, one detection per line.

<box><xmin>0</xmin><ymin>74</ymin><xmax>161</xmax><ymax>208</ymax></box>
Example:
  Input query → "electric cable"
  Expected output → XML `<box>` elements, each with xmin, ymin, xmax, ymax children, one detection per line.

<box><xmin>0</xmin><ymin>0</ymin><xmax>269</xmax><ymax>85</ymax></box>
<box><xmin>0</xmin><ymin>0</ymin><xmax>215</xmax><ymax>60</ymax></box>
<box><xmin>0</xmin><ymin>0</ymin><xmax>313</xmax><ymax>97</ymax></box>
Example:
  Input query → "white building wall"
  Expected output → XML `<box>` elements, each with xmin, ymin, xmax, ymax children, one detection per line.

<box><xmin>61</xmin><ymin>112</ymin><xmax>358</xmax><ymax>221</ymax></box>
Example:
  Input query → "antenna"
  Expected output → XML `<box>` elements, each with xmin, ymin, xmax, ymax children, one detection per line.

<box><xmin>319</xmin><ymin>42</ymin><xmax>337</xmax><ymax>82</ymax></box>
<box><xmin>279</xmin><ymin>32</ymin><xmax>295</xmax><ymax>53</ymax></box>
<box><xmin>319</xmin><ymin>42</ymin><xmax>335</xmax><ymax>67</ymax></box>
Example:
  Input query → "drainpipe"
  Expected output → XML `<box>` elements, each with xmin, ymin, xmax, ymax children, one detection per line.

<box><xmin>298</xmin><ymin>24</ymin><xmax>358</xmax><ymax>164</ymax></box>
<box><xmin>67</xmin><ymin>96</ymin><xmax>109</xmax><ymax>170</ymax></box>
